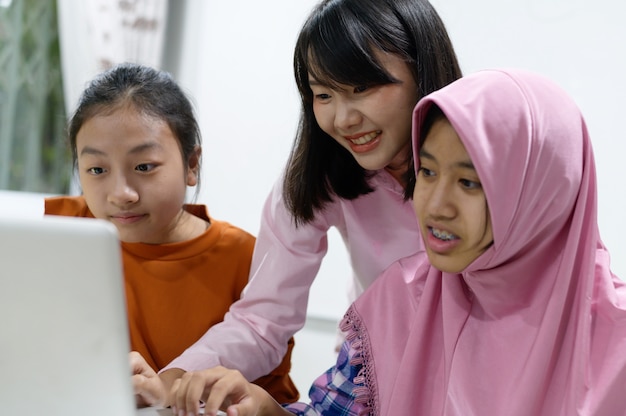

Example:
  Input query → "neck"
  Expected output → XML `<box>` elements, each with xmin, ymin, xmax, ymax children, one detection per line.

<box><xmin>384</xmin><ymin>165</ymin><xmax>407</xmax><ymax>187</ymax></box>
<box><xmin>384</xmin><ymin>143</ymin><xmax>411</xmax><ymax>186</ymax></box>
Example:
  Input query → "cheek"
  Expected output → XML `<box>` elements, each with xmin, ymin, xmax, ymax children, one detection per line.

<box><xmin>470</xmin><ymin>202</ymin><xmax>492</xmax><ymax>244</ymax></box>
<box><xmin>77</xmin><ymin>174</ymin><xmax>97</xmax><ymax>198</ymax></box>
<box><xmin>412</xmin><ymin>191</ymin><xmax>426</xmax><ymax>221</ymax></box>
<box><xmin>382</xmin><ymin>90</ymin><xmax>418</xmax><ymax>122</ymax></box>
<box><xmin>483</xmin><ymin>212</ymin><xmax>494</xmax><ymax>245</ymax></box>
<box><xmin>312</xmin><ymin>104</ymin><xmax>333</xmax><ymax>134</ymax></box>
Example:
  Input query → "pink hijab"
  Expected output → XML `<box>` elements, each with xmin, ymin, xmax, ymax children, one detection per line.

<box><xmin>341</xmin><ymin>69</ymin><xmax>626</xmax><ymax>415</ymax></box>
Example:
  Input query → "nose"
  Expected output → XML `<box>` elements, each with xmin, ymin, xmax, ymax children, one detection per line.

<box><xmin>424</xmin><ymin>179</ymin><xmax>456</xmax><ymax>220</ymax></box>
<box><xmin>334</xmin><ymin>98</ymin><xmax>361</xmax><ymax>131</ymax></box>
<box><xmin>107</xmin><ymin>174</ymin><xmax>139</xmax><ymax>207</ymax></box>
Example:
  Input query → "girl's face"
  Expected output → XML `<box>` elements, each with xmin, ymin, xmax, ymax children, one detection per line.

<box><xmin>76</xmin><ymin>105</ymin><xmax>200</xmax><ymax>244</ymax></box>
<box><xmin>413</xmin><ymin>117</ymin><xmax>493</xmax><ymax>273</ymax></box>
<box><xmin>309</xmin><ymin>50</ymin><xmax>419</xmax><ymax>183</ymax></box>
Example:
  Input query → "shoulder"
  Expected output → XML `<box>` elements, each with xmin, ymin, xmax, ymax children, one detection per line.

<box><xmin>212</xmin><ymin>218</ymin><xmax>256</xmax><ymax>248</ymax></box>
<box><xmin>347</xmin><ymin>251</ymin><xmax>430</xmax><ymax>336</ymax></box>
<box><xmin>44</xmin><ymin>195</ymin><xmax>94</xmax><ymax>218</ymax></box>
<box><xmin>359</xmin><ymin>252</ymin><xmax>429</xmax><ymax>305</ymax></box>
<box><xmin>185</xmin><ymin>204</ymin><xmax>256</xmax><ymax>248</ymax></box>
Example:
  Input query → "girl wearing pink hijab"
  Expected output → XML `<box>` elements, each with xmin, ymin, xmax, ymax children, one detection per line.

<box><xmin>167</xmin><ymin>69</ymin><xmax>626</xmax><ymax>415</ymax></box>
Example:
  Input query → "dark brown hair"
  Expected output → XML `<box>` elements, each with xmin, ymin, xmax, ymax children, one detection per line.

<box><xmin>284</xmin><ymin>0</ymin><xmax>462</xmax><ymax>225</ymax></box>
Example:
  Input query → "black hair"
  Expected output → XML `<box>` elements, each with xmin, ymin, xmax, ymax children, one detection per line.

<box><xmin>68</xmin><ymin>63</ymin><xmax>202</xmax><ymax>190</ymax></box>
<box><xmin>408</xmin><ymin>103</ymin><xmax>445</xmax><ymax>195</ymax></box>
<box><xmin>283</xmin><ymin>0</ymin><xmax>462</xmax><ymax>225</ymax></box>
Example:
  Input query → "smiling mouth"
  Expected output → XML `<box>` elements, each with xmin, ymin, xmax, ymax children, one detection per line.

<box><xmin>348</xmin><ymin>130</ymin><xmax>381</xmax><ymax>145</ymax></box>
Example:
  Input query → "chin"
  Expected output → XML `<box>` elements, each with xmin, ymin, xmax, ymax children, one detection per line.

<box><xmin>116</xmin><ymin>231</ymin><xmax>144</xmax><ymax>244</ymax></box>
<box><xmin>351</xmin><ymin>154</ymin><xmax>392</xmax><ymax>171</ymax></box>
<box><xmin>427</xmin><ymin>253</ymin><xmax>466</xmax><ymax>274</ymax></box>
<box><xmin>435</xmin><ymin>264</ymin><xmax>465</xmax><ymax>274</ymax></box>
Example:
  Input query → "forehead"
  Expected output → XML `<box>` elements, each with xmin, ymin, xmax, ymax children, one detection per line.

<box><xmin>421</xmin><ymin>118</ymin><xmax>472</xmax><ymax>163</ymax></box>
<box><xmin>76</xmin><ymin>106</ymin><xmax>179</xmax><ymax>153</ymax></box>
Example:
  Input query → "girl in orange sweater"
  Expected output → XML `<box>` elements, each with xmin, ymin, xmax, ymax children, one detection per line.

<box><xmin>45</xmin><ymin>63</ymin><xmax>298</xmax><ymax>406</ymax></box>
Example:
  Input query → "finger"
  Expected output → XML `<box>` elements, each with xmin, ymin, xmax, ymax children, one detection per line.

<box><xmin>168</xmin><ymin>378</ymin><xmax>182</xmax><ymax>412</ymax></box>
<box><xmin>225</xmin><ymin>382</ymin><xmax>271</xmax><ymax>416</ymax></box>
<box><xmin>132</xmin><ymin>374</ymin><xmax>163</xmax><ymax>407</ymax></box>
<box><xmin>202</xmin><ymin>371</ymin><xmax>238</xmax><ymax>413</ymax></box>
<box><xmin>174</xmin><ymin>371</ymin><xmax>208</xmax><ymax>415</ymax></box>
<box><xmin>203</xmin><ymin>370</ymin><xmax>255</xmax><ymax>416</ymax></box>
<box><xmin>223</xmin><ymin>392</ymin><xmax>261</xmax><ymax>416</ymax></box>
<box><xmin>226</xmin><ymin>400</ymin><xmax>254</xmax><ymax>416</ymax></box>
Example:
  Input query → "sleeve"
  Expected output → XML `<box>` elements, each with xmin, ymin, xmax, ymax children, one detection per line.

<box><xmin>283</xmin><ymin>338</ymin><xmax>364</xmax><ymax>415</ymax></box>
<box><xmin>162</xmin><ymin>177</ymin><xmax>337</xmax><ymax>380</ymax></box>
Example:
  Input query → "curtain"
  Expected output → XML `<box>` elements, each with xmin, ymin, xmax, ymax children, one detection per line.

<box><xmin>0</xmin><ymin>0</ymin><xmax>68</xmax><ymax>192</ymax></box>
<box><xmin>56</xmin><ymin>0</ymin><xmax>168</xmax><ymax>116</ymax></box>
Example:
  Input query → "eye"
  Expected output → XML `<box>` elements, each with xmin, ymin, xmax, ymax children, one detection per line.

<box><xmin>314</xmin><ymin>92</ymin><xmax>331</xmax><ymax>101</ymax></box>
<box><xmin>460</xmin><ymin>178</ymin><xmax>482</xmax><ymax>190</ymax></box>
<box><xmin>354</xmin><ymin>85</ymin><xmax>369</xmax><ymax>93</ymax></box>
<box><xmin>86</xmin><ymin>167</ymin><xmax>105</xmax><ymax>175</ymax></box>
<box><xmin>135</xmin><ymin>163</ymin><xmax>155</xmax><ymax>172</ymax></box>
<box><xmin>418</xmin><ymin>166</ymin><xmax>435</xmax><ymax>178</ymax></box>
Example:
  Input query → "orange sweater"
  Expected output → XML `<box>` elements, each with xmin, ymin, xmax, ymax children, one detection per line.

<box><xmin>45</xmin><ymin>196</ymin><xmax>298</xmax><ymax>403</ymax></box>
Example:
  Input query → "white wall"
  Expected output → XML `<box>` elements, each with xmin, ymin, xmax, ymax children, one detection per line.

<box><xmin>172</xmin><ymin>0</ymin><xmax>626</xmax><ymax>396</ymax></box>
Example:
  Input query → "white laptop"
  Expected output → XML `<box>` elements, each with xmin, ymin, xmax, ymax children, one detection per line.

<box><xmin>0</xmin><ymin>215</ymin><xmax>174</xmax><ymax>416</ymax></box>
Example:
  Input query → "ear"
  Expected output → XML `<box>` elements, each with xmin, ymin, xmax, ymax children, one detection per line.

<box><xmin>186</xmin><ymin>145</ymin><xmax>202</xmax><ymax>186</ymax></box>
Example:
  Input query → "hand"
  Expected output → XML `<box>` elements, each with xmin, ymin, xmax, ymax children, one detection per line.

<box><xmin>129</xmin><ymin>351</ymin><xmax>168</xmax><ymax>407</ymax></box>
<box><xmin>170</xmin><ymin>366</ymin><xmax>287</xmax><ymax>416</ymax></box>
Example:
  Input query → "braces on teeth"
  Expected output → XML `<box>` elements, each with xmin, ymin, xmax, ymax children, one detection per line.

<box><xmin>432</xmin><ymin>228</ymin><xmax>455</xmax><ymax>241</ymax></box>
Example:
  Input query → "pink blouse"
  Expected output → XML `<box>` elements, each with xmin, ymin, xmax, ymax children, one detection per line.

<box><xmin>163</xmin><ymin>169</ymin><xmax>421</xmax><ymax>380</ymax></box>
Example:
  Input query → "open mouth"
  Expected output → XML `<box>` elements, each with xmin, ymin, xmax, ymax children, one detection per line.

<box><xmin>430</xmin><ymin>227</ymin><xmax>457</xmax><ymax>241</ymax></box>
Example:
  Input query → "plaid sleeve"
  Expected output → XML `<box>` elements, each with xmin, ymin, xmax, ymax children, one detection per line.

<box><xmin>282</xmin><ymin>339</ymin><xmax>365</xmax><ymax>416</ymax></box>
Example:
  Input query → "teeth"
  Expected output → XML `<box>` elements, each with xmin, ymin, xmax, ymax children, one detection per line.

<box><xmin>351</xmin><ymin>131</ymin><xmax>380</xmax><ymax>145</ymax></box>
<box><xmin>432</xmin><ymin>228</ymin><xmax>456</xmax><ymax>241</ymax></box>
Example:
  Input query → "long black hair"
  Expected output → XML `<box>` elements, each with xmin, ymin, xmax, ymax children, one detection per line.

<box><xmin>284</xmin><ymin>0</ymin><xmax>461</xmax><ymax>225</ymax></box>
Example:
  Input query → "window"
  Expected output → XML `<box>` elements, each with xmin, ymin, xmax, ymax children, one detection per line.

<box><xmin>0</xmin><ymin>0</ymin><xmax>70</xmax><ymax>193</ymax></box>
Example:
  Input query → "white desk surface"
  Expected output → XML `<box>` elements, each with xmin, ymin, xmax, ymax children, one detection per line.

<box><xmin>136</xmin><ymin>407</ymin><xmax>225</xmax><ymax>416</ymax></box>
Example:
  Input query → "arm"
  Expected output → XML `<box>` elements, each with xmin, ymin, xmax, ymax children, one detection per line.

<box><xmin>170</xmin><ymin>337</ymin><xmax>364</xmax><ymax>416</ymax></box>
<box><xmin>162</xmin><ymin>178</ymin><xmax>335</xmax><ymax>380</ymax></box>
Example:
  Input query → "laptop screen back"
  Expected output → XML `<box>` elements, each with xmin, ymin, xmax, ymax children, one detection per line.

<box><xmin>0</xmin><ymin>215</ymin><xmax>136</xmax><ymax>416</ymax></box>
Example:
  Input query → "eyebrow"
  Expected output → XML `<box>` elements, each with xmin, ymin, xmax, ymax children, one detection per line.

<box><xmin>79</xmin><ymin>141</ymin><xmax>163</xmax><ymax>157</ymax></box>
<box><xmin>419</xmin><ymin>148</ymin><xmax>476</xmax><ymax>170</ymax></box>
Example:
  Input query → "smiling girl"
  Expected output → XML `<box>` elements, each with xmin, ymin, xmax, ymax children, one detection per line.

<box><xmin>159</xmin><ymin>0</ymin><xmax>463</xmax><ymax>392</ymax></box>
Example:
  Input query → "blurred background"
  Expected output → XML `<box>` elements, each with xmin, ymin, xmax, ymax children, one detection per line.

<box><xmin>1</xmin><ymin>0</ymin><xmax>625</xmax><ymax>397</ymax></box>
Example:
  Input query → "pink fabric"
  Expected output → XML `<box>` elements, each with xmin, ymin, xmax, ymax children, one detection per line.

<box><xmin>164</xmin><ymin>169</ymin><xmax>421</xmax><ymax>380</ymax></box>
<box><xmin>347</xmin><ymin>69</ymin><xmax>626</xmax><ymax>415</ymax></box>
